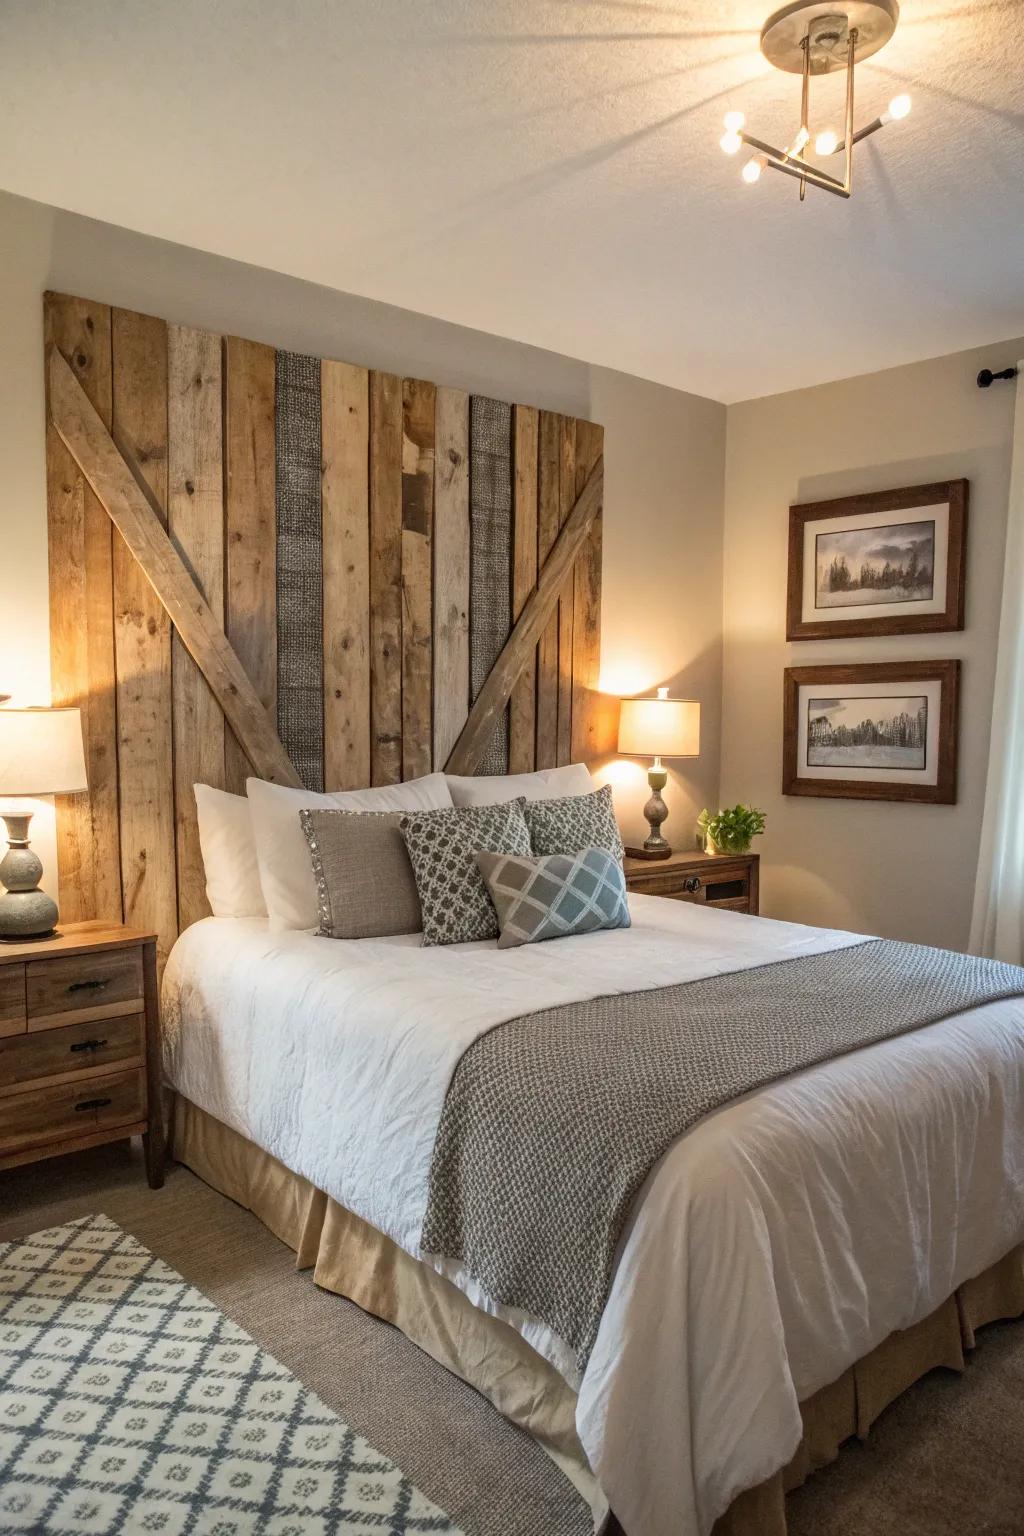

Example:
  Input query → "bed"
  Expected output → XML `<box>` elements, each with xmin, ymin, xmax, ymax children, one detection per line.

<box><xmin>162</xmin><ymin>893</ymin><xmax>1024</xmax><ymax>1536</ymax></box>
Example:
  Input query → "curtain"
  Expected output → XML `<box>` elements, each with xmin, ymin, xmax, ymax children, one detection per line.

<box><xmin>970</xmin><ymin>364</ymin><xmax>1024</xmax><ymax>965</ymax></box>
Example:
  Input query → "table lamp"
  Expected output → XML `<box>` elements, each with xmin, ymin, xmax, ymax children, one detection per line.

<box><xmin>617</xmin><ymin>688</ymin><xmax>701</xmax><ymax>859</ymax></box>
<box><xmin>0</xmin><ymin>707</ymin><xmax>88</xmax><ymax>940</ymax></box>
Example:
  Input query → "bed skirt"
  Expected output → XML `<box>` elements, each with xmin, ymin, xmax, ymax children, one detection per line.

<box><xmin>170</xmin><ymin>1094</ymin><xmax>1024</xmax><ymax>1536</ymax></box>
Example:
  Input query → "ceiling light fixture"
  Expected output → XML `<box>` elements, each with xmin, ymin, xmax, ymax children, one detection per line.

<box><xmin>719</xmin><ymin>0</ymin><xmax>911</xmax><ymax>201</ymax></box>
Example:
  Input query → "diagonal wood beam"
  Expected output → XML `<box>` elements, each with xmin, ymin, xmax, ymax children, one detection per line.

<box><xmin>445</xmin><ymin>456</ymin><xmax>604</xmax><ymax>775</ymax></box>
<box><xmin>47</xmin><ymin>346</ymin><xmax>302</xmax><ymax>789</ymax></box>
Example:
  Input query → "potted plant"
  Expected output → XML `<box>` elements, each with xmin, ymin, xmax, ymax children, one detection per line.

<box><xmin>697</xmin><ymin>804</ymin><xmax>766</xmax><ymax>856</ymax></box>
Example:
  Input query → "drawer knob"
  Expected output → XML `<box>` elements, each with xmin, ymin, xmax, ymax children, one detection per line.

<box><xmin>74</xmin><ymin>1097</ymin><xmax>112</xmax><ymax>1112</ymax></box>
<box><xmin>70</xmin><ymin>1038</ymin><xmax>108</xmax><ymax>1054</ymax></box>
<box><xmin>683</xmin><ymin>876</ymin><xmax>702</xmax><ymax>893</ymax></box>
<box><xmin>67</xmin><ymin>977</ymin><xmax>111</xmax><ymax>994</ymax></box>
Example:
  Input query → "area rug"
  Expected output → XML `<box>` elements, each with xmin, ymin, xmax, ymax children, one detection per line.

<box><xmin>0</xmin><ymin>1213</ymin><xmax>463</xmax><ymax>1534</ymax></box>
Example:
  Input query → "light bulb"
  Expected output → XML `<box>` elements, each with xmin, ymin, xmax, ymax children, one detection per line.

<box><xmin>815</xmin><ymin>128</ymin><xmax>839</xmax><ymax>155</ymax></box>
<box><xmin>888</xmin><ymin>93</ymin><xmax>912</xmax><ymax>120</ymax></box>
<box><xmin>720</xmin><ymin>130</ymin><xmax>742</xmax><ymax>155</ymax></box>
<box><xmin>741</xmin><ymin>156</ymin><xmax>763</xmax><ymax>185</ymax></box>
<box><xmin>723</xmin><ymin>110</ymin><xmax>745</xmax><ymax>133</ymax></box>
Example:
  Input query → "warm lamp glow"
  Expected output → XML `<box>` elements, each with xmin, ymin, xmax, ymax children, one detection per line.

<box><xmin>0</xmin><ymin>708</ymin><xmax>88</xmax><ymax>798</ymax></box>
<box><xmin>618</xmin><ymin>689</ymin><xmax>700</xmax><ymax>761</ymax></box>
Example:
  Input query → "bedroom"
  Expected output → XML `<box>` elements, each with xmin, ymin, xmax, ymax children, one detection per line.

<box><xmin>1</xmin><ymin>2</ymin><xmax>1023</xmax><ymax>1534</ymax></box>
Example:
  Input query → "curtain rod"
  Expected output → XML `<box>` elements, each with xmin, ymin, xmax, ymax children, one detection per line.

<box><xmin>977</xmin><ymin>366</ymin><xmax>1019</xmax><ymax>389</ymax></box>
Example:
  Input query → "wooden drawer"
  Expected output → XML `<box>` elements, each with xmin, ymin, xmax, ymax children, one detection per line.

<box><xmin>26</xmin><ymin>947</ymin><xmax>144</xmax><ymax>1032</ymax></box>
<box><xmin>627</xmin><ymin>858</ymin><xmax>755</xmax><ymax>912</ymax></box>
<box><xmin>0</xmin><ymin>1067</ymin><xmax>146</xmax><ymax>1155</ymax></box>
<box><xmin>0</xmin><ymin>965</ymin><xmax>27</xmax><ymax>1039</ymax></box>
<box><xmin>0</xmin><ymin>1013</ymin><xmax>144</xmax><ymax>1096</ymax></box>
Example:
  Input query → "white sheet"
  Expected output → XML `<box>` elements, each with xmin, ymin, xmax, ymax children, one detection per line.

<box><xmin>162</xmin><ymin>898</ymin><xmax>1024</xmax><ymax>1536</ymax></box>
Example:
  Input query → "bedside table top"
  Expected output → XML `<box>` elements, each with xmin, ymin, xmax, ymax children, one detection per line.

<box><xmin>623</xmin><ymin>847</ymin><xmax>759</xmax><ymax>876</ymax></box>
<box><xmin>0</xmin><ymin>920</ymin><xmax>158</xmax><ymax>966</ymax></box>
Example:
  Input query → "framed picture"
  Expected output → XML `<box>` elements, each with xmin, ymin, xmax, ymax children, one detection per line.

<box><xmin>783</xmin><ymin>660</ymin><xmax>960</xmax><ymax>804</ymax></box>
<box><xmin>786</xmin><ymin>481</ymin><xmax>968</xmax><ymax>640</ymax></box>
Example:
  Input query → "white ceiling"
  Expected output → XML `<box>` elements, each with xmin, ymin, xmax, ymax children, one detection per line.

<box><xmin>1</xmin><ymin>0</ymin><xmax>1022</xmax><ymax>402</ymax></box>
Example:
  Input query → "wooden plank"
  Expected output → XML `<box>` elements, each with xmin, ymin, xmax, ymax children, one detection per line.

<box><xmin>432</xmin><ymin>388</ymin><xmax>470</xmax><ymax>770</ymax></box>
<box><xmin>44</xmin><ymin>293</ymin><xmax>121</xmax><ymax>925</ymax></box>
<box><xmin>168</xmin><ymin>325</ymin><xmax>224</xmax><ymax>932</ymax></box>
<box><xmin>509</xmin><ymin>405</ymin><xmax>538</xmax><ymax>773</ymax></box>
<box><xmin>224</xmin><ymin>336</ymin><xmax>277</xmax><ymax>792</ymax></box>
<box><xmin>110</xmin><ymin>309</ymin><xmax>177</xmax><ymax>970</ymax></box>
<box><xmin>535</xmin><ymin>411</ymin><xmax>561</xmax><ymax>769</ymax></box>
<box><xmin>401</xmin><ymin>378</ymin><xmax>435</xmax><ymax>780</ymax></box>
<box><xmin>369</xmin><ymin>371</ymin><xmax>403</xmax><ymax>785</ymax></box>
<box><xmin>556</xmin><ymin>416</ymin><xmax>576</xmax><ymax>765</ymax></box>
<box><xmin>322</xmin><ymin>359</ymin><xmax>370</xmax><ymax>791</ymax></box>
<box><xmin>445</xmin><ymin>457</ymin><xmax>604</xmax><ymax>775</ymax></box>
<box><xmin>275</xmin><ymin>351</ymin><xmax>324</xmax><ymax>791</ymax></box>
<box><xmin>48</xmin><ymin>347</ymin><xmax>301</xmax><ymax>790</ymax></box>
<box><xmin>571</xmin><ymin>419</ymin><xmax>613</xmax><ymax>761</ymax></box>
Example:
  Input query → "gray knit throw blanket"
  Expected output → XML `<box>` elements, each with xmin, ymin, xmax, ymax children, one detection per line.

<box><xmin>421</xmin><ymin>940</ymin><xmax>1024</xmax><ymax>1371</ymax></box>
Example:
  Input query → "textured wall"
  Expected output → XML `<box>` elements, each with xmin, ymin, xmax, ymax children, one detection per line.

<box><xmin>722</xmin><ymin>339</ymin><xmax>1023</xmax><ymax>949</ymax></box>
<box><xmin>0</xmin><ymin>189</ymin><xmax>725</xmax><ymax>880</ymax></box>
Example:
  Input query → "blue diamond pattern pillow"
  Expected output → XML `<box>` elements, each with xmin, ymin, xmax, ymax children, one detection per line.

<box><xmin>477</xmin><ymin>846</ymin><xmax>631</xmax><ymax>949</ymax></box>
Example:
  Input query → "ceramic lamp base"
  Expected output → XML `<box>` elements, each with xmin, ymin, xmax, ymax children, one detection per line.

<box><xmin>0</xmin><ymin>812</ymin><xmax>60</xmax><ymax>942</ymax></box>
<box><xmin>625</xmin><ymin>762</ymin><xmax>672</xmax><ymax>860</ymax></box>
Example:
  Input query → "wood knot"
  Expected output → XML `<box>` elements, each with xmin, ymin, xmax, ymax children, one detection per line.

<box><xmin>75</xmin><ymin>352</ymin><xmax>88</xmax><ymax>369</ymax></box>
<box><xmin>185</xmin><ymin>479</ymin><xmax>195</xmax><ymax>496</ymax></box>
<box><xmin>147</xmin><ymin>617</ymin><xmax>158</xmax><ymax>636</ymax></box>
<box><xmin>448</xmin><ymin>448</ymin><xmax>462</xmax><ymax>466</ymax></box>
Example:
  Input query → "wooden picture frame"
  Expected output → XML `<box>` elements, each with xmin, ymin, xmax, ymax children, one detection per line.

<box><xmin>783</xmin><ymin>660</ymin><xmax>960</xmax><ymax>804</ymax></box>
<box><xmin>786</xmin><ymin>481</ymin><xmax>968</xmax><ymax>640</ymax></box>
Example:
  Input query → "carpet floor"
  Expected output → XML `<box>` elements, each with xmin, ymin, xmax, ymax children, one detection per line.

<box><xmin>2</xmin><ymin>1145</ymin><xmax>1023</xmax><ymax>1536</ymax></box>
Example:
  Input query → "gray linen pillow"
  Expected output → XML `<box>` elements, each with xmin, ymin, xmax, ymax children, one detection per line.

<box><xmin>477</xmin><ymin>846</ymin><xmax>631</xmax><ymax>949</ymax></box>
<box><xmin>522</xmin><ymin>783</ymin><xmax>625</xmax><ymax>863</ymax></box>
<box><xmin>399</xmin><ymin>799</ymin><xmax>533</xmax><ymax>946</ymax></box>
<box><xmin>300</xmin><ymin>808</ymin><xmax>421</xmax><ymax>939</ymax></box>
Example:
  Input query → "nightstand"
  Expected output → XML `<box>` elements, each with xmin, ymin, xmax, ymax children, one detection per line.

<box><xmin>0</xmin><ymin>921</ymin><xmax>164</xmax><ymax>1188</ymax></box>
<box><xmin>624</xmin><ymin>849</ymin><xmax>759</xmax><ymax>915</ymax></box>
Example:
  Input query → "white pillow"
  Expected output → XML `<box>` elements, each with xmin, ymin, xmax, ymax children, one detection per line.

<box><xmin>246</xmin><ymin>772</ymin><xmax>454</xmax><ymax>931</ymax></box>
<box><xmin>193</xmin><ymin>785</ymin><xmax>267</xmax><ymax>919</ymax></box>
<box><xmin>445</xmin><ymin>762</ymin><xmax>595</xmax><ymax>808</ymax></box>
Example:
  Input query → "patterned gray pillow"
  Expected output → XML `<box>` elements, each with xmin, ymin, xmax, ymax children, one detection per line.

<box><xmin>400</xmin><ymin>799</ymin><xmax>533</xmax><ymax>946</ymax></box>
<box><xmin>523</xmin><ymin>783</ymin><xmax>624</xmax><ymax>863</ymax></box>
<box><xmin>477</xmin><ymin>847</ymin><xmax>631</xmax><ymax>949</ymax></box>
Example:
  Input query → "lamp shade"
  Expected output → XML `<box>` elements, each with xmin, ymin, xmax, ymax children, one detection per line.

<box><xmin>618</xmin><ymin>690</ymin><xmax>700</xmax><ymax>759</ymax></box>
<box><xmin>0</xmin><ymin>708</ymin><xmax>88</xmax><ymax>796</ymax></box>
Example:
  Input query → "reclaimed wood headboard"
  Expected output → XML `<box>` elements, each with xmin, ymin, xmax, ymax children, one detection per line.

<box><xmin>44</xmin><ymin>291</ymin><xmax>614</xmax><ymax>969</ymax></box>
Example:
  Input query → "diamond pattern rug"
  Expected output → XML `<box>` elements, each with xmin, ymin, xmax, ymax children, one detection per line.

<box><xmin>0</xmin><ymin>1214</ymin><xmax>462</xmax><ymax>1535</ymax></box>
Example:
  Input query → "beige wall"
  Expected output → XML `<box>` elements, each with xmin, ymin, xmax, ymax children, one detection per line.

<box><xmin>0</xmin><ymin>190</ymin><xmax>725</xmax><ymax>895</ymax></box>
<box><xmin>722</xmin><ymin>340</ymin><xmax>1023</xmax><ymax>949</ymax></box>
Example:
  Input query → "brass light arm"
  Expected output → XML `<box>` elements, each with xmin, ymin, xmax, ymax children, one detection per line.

<box><xmin>738</xmin><ymin>132</ymin><xmax>849</xmax><ymax>195</ymax></box>
<box><xmin>843</xmin><ymin>27</ymin><xmax>857</xmax><ymax>197</ymax></box>
<box><xmin>832</xmin><ymin>115</ymin><xmax>888</xmax><ymax>155</ymax></box>
<box><xmin>799</xmin><ymin>34</ymin><xmax>810</xmax><ymax>200</ymax></box>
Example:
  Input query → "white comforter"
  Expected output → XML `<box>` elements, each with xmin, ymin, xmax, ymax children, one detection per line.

<box><xmin>162</xmin><ymin>898</ymin><xmax>1024</xmax><ymax>1536</ymax></box>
